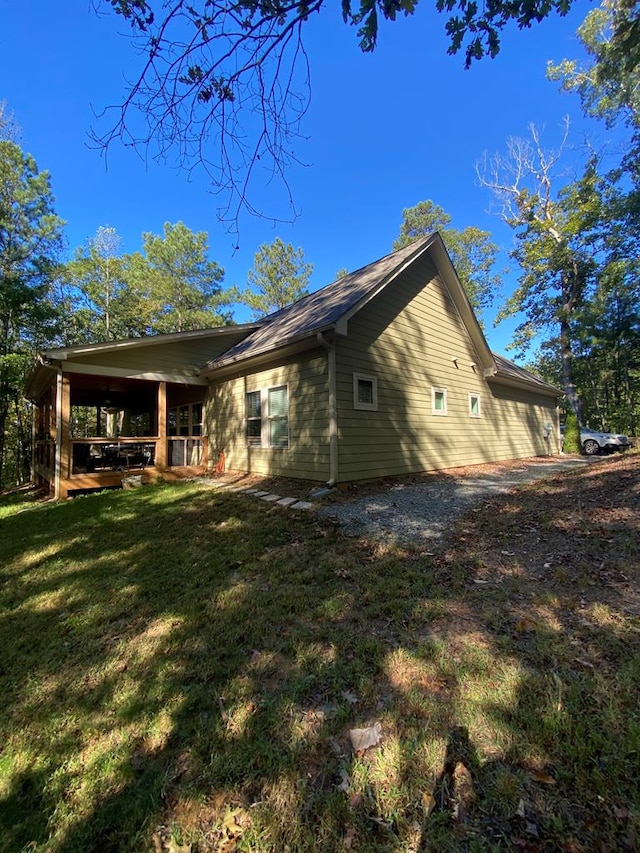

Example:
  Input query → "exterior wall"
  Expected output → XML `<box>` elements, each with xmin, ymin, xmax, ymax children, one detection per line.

<box><xmin>335</xmin><ymin>257</ymin><xmax>558</xmax><ymax>481</ymax></box>
<box><xmin>205</xmin><ymin>349</ymin><xmax>330</xmax><ymax>480</ymax></box>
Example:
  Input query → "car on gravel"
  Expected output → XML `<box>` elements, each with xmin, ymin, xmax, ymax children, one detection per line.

<box><xmin>561</xmin><ymin>424</ymin><xmax>632</xmax><ymax>455</ymax></box>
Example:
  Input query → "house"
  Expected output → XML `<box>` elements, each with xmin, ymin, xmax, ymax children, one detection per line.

<box><xmin>25</xmin><ymin>233</ymin><xmax>561</xmax><ymax>498</ymax></box>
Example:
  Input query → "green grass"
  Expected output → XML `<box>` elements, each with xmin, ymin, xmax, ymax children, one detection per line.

<box><xmin>1</xmin><ymin>454</ymin><xmax>639</xmax><ymax>852</ymax></box>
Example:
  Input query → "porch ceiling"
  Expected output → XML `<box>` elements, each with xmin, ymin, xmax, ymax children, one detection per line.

<box><xmin>70</xmin><ymin>375</ymin><xmax>158</xmax><ymax>410</ymax></box>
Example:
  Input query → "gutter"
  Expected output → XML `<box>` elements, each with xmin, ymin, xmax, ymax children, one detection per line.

<box><xmin>317</xmin><ymin>332</ymin><xmax>338</xmax><ymax>486</ymax></box>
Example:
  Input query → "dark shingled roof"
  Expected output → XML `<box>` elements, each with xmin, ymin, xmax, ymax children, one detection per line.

<box><xmin>201</xmin><ymin>233</ymin><xmax>561</xmax><ymax>398</ymax></box>
<box><xmin>492</xmin><ymin>353</ymin><xmax>560</xmax><ymax>395</ymax></box>
<box><xmin>202</xmin><ymin>237</ymin><xmax>433</xmax><ymax>372</ymax></box>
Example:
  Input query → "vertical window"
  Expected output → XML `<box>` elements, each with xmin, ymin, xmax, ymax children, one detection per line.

<box><xmin>432</xmin><ymin>387</ymin><xmax>447</xmax><ymax>415</ymax></box>
<box><xmin>353</xmin><ymin>373</ymin><xmax>378</xmax><ymax>411</ymax></box>
<box><xmin>469</xmin><ymin>393</ymin><xmax>481</xmax><ymax>418</ymax></box>
<box><xmin>268</xmin><ymin>385</ymin><xmax>289</xmax><ymax>448</ymax></box>
<box><xmin>178</xmin><ymin>405</ymin><xmax>190</xmax><ymax>436</ymax></box>
<box><xmin>246</xmin><ymin>390</ymin><xmax>262</xmax><ymax>446</ymax></box>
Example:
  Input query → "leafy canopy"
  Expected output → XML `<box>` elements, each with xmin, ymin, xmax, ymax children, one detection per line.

<box><xmin>393</xmin><ymin>199</ymin><xmax>501</xmax><ymax>317</ymax></box>
<box><xmin>98</xmin><ymin>0</ymin><xmax>585</xmax><ymax>230</ymax></box>
<box><xmin>241</xmin><ymin>237</ymin><xmax>313</xmax><ymax>318</ymax></box>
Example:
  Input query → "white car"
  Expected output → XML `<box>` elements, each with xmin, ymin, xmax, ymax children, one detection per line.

<box><xmin>562</xmin><ymin>425</ymin><xmax>632</xmax><ymax>455</ymax></box>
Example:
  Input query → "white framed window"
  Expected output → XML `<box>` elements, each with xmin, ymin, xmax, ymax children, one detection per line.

<box><xmin>268</xmin><ymin>385</ymin><xmax>289</xmax><ymax>448</ymax></box>
<box><xmin>353</xmin><ymin>373</ymin><xmax>378</xmax><ymax>411</ymax></box>
<box><xmin>469</xmin><ymin>393</ymin><xmax>481</xmax><ymax>418</ymax></box>
<box><xmin>432</xmin><ymin>387</ymin><xmax>447</xmax><ymax>415</ymax></box>
<box><xmin>245</xmin><ymin>385</ymin><xmax>289</xmax><ymax>448</ymax></box>
<box><xmin>246</xmin><ymin>390</ymin><xmax>262</xmax><ymax>446</ymax></box>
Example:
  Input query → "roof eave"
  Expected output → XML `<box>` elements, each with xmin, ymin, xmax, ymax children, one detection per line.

<box><xmin>488</xmin><ymin>372</ymin><xmax>562</xmax><ymax>398</ymax></box>
<box><xmin>200</xmin><ymin>328</ymin><xmax>332</xmax><ymax>378</ymax></box>
<box><xmin>42</xmin><ymin>324</ymin><xmax>262</xmax><ymax>361</ymax></box>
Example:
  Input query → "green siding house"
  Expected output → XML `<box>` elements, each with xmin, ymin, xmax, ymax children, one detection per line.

<box><xmin>26</xmin><ymin>233</ymin><xmax>561</xmax><ymax>497</ymax></box>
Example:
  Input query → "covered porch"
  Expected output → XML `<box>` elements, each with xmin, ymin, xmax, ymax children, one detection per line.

<box><xmin>29</xmin><ymin>370</ymin><xmax>208</xmax><ymax>498</ymax></box>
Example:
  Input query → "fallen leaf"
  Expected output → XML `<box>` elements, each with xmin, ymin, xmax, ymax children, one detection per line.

<box><xmin>531</xmin><ymin>770</ymin><xmax>556</xmax><ymax>785</ymax></box>
<box><xmin>349</xmin><ymin>721</ymin><xmax>382</xmax><ymax>752</ymax></box>
<box><xmin>337</xmin><ymin>768</ymin><xmax>350</xmax><ymax>793</ymax></box>
<box><xmin>342</xmin><ymin>689</ymin><xmax>358</xmax><ymax>705</ymax></box>
<box><xmin>343</xmin><ymin>826</ymin><xmax>356</xmax><ymax>848</ymax></box>
<box><xmin>422</xmin><ymin>792</ymin><xmax>436</xmax><ymax>816</ymax></box>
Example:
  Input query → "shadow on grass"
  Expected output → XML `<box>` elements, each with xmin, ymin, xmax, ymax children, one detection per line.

<box><xmin>0</xmin><ymin>457</ymin><xmax>638</xmax><ymax>851</ymax></box>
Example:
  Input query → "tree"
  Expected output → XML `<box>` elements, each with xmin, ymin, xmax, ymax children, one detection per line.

<box><xmin>477</xmin><ymin>121</ymin><xmax>605</xmax><ymax>420</ymax></box>
<box><xmin>95</xmin><ymin>0</ymin><xmax>589</xmax><ymax>230</ymax></box>
<box><xmin>241</xmin><ymin>237</ymin><xmax>312</xmax><ymax>318</ymax></box>
<box><xmin>129</xmin><ymin>221</ymin><xmax>231</xmax><ymax>332</ymax></box>
<box><xmin>61</xmin><ymin>226</ymin><xmax>135</xmax><ymax>343</ymax></box>
<box><xmin>547</xmin><ymin>0</ymin><xmax>640</xmax><ymax>131</ymax></box>
<box><xmin>393</xmin><ymin>200</ymin><xmax>501</xmax><ymax>317</ymax></box>
<box><xmin>0</xmin><ymin>140</ymin><xmax>64</xmax><ymax>486</ymax></box>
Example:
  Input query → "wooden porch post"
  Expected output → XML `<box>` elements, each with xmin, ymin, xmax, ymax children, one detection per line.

<box><xmin>54</xmin><ymin>372</ymin><xmax>71</xmax><ymax>499</ymax></box>
<box><xmin>156</xmin><ymin>381</ymin><xmax>168</xmax><ymax>470</ymax></box>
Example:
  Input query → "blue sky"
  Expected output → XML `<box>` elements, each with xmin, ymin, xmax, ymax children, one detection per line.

<box><xmin>0</xmin><ymin>0</ymin><xmax>601</xmax><ymax>355</ymax></box>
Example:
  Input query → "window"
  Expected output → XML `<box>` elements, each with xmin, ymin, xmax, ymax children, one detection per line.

<box><xmin>432</xmin><ymin>387</ymin><xmax>447</xmax><ymax>415</ymax></box>
<box><xmin>245</xmin><ymin>385</ymin><xmax>289</xmax><ymax>448</ymax></box>
<box><xmin>469</xmin><ymin>393</ymin><xmax>481</xmax><ymax>418</ymax></box>
<box><xmin>353</xmin><ymin>373</ymin><xmax>378</xmax><ymax>411</ymax></box>
<box><xmin>168</xmin><ymin>403</ymin><xmax>203</xmax><ymax>437</ymax></box>
<box><xmin>268</xmin><ymin>385</ymin><xmax>289</xmax><ymax>448</ymax></box>
<box><xmin>246</xmin><ymin>390</ymin><xmax>262</xmax><ymax>446</ymax></box>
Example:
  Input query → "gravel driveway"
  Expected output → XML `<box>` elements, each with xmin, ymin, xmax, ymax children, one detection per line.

<box><xmin>318</xmin><ymin>457</ymin><xmax>595</xmax><ymax>548</ymax></box>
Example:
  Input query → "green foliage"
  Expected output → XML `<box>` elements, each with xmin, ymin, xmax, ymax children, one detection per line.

<box><xmin>548</xmin><ymin>1</ymin><xmax>640</xmax><ymax>130</ymax></box>
<box><xmin>61</xmin><ymin>226</ymin><xmax>137</xmax><ymax>343</ymax></box>
<box><xmin>62</xmin><ymin>222</ymin><xmax>233</xmax><ymax>342</ymax></box>
<box><xmin>393</xmin><ymin>200</ymin><xmax>501</xmax><ymax>317</ymax></box>
<box><xmin>99</xmin><ymin>1</ymin><xmax>587</xmax><ymax>228</ymax></box>
<box><xmin>110</xmin><ymin>0</ymin><xmax>582</xmax><ymax>67</ymax></box>
<box><xmin>563</xmin><ymin>410</ymin><xmax>581</xmax><ymax>453</ymax></box>
<box><xmin>241</xmin><ymin>236</ymin><xmax>313</xmax><ymax>318</ymax></box>
<box><xmin>131</xmin><ymin>221</ymin><xmax>231</xmax><ymax>333</ymax></box>
<box><xmin>0</xmin><ymin>139</ymin><xmax>64</xmax><ymax>487</ymax></box>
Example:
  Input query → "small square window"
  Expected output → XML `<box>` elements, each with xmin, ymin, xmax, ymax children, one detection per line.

<box><xmin>469</xmin><ymin>393</ymin><xmax>481</xmax><ymax>418</ymax></box>
<box><xmin>432</xmin><ymin>387</ymin><xmax>447</xmax><ymax>415</ymax></box>
<box><xmin>353</xmin><ymin>373</ymin><xmax>378</xmax><ymax>411</ymax></box>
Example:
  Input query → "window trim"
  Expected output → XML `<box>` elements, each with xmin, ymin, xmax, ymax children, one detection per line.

<box><xmin>245</xmin><ymin>389</ymin><xmax>262</xmax><ymax>446</ymax></box>
<box><xmin>245</xmin><ymin>384</ymin><xmax>290</xmax><ymax>449</ymax></box>
<box><xmin>353</xmin><ymin>372</ymin><xmax>378</xmax><ymax>411</ymax></box>
<box><xmin>432</xmin><ymin>387</ymin><xmax>448</xmax><ymax>416</ymax></box>
<box><xmin>268</xmin><ymin>384</ymin><xmax>289</xmax><ymax>449</ymax></box>
<box><xmin>469</xmin><ymin>392</ymin><xmax>481</xmax><ymax>418</ymax></box>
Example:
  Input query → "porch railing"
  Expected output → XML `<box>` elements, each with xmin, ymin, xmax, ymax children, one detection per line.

<box><xmin>71</xmin><ymin>439</ymin><xmax>157</xmax><ymax>475</ymax></box>
<box><xmin>168</xmin><ymin>437</ymin><xmax>204</xmax><ymax>467</ymax></box>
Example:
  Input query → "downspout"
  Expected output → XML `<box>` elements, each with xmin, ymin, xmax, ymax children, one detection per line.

<box><xmin>317</xmin><ymin>332</ymin><xmax>338</xmax><ymax>486</ymax></box>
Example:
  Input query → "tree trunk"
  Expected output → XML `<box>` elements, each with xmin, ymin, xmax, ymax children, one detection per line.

<box><xmin>560</xmin><ymin>316</ymin><xmax>583</xmax><ymax>422</ymax></box>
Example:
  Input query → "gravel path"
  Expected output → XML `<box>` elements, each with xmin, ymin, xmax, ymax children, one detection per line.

<box><xmin>318</xmin><ymin>458</ymin><xmax>594</xmax><ymax>548</ymax></box>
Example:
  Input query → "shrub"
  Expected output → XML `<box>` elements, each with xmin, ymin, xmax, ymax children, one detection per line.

<box><xmin>563</xmin><ymin>411</ymin><xmax>581</xmax><ymax>453</ymax></box>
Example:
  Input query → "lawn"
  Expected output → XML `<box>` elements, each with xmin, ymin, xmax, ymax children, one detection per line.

<box><xmin>1</xmin><ymin>452</ymin><xmax>639</xmax><ymax>852</ymax></box>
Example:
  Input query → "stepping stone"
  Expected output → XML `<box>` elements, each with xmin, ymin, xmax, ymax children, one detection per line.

<box><xmin>276</xmin><ymin>496</ymin><xmax>298</xmax><ymax>507</ymax></box>
<box><xmin>252</xmin><ymin>490</ymin><xmax>270</xmax><ymax>497</ymax></box>
<box><xmin>260</xmin><ymin>493</ymin><xmax>281</xmax><ymax>502</ymax></box>
<box><xmin>290</xmin><ymin>500</ymin><xmax>313</xmax><ymax>510</ymax></box>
